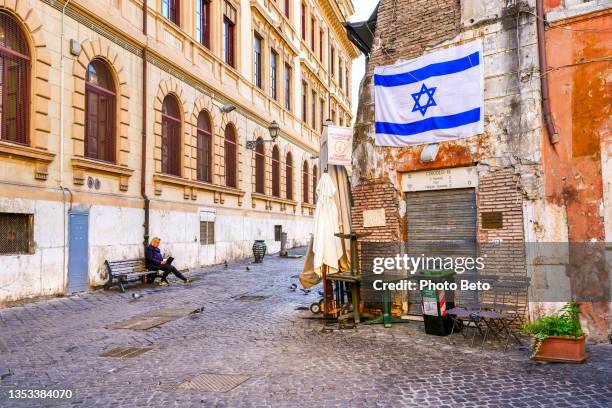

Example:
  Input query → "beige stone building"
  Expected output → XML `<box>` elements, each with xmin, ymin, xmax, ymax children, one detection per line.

<box><xmin>0</xmin><ymin>0</ymin><xmax>358</xmax><ymax>303</ymax></box>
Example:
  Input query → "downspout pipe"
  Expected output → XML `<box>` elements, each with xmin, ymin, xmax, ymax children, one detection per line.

<box><xmin>535</xmin><ymin>0</ymin><xmax>559</xmax><ymax>144</ymax></box>
<box><xmin>59</xmin><ymin>0</ymin><xmax>73</xmax><ymax>293</ymax></box>
<box><xmin>141</xmin><ymin>0</ymin><xmax>150</xmax><ymax>250</ymax></box>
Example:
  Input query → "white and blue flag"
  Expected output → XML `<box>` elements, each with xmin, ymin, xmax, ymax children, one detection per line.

<box><xmin>374</xmin><ymin>40</ymin><xmax>484</xmax><ymax>146</ymax></box>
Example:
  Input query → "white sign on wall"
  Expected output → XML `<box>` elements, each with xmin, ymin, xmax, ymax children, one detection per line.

<box><xmin>326</xmin><ymin>126</ymin><xmax>353</xmax><ymax>166</ymax></box>
<box><xmin>401</xmin><ymin>166</ymin><xmax>478</xmax><ymax>192</ymax></box>
<box><xmin>363</xmin><ymin>208</ymin><xmax>386</xmax><ymax>228</ymax></box>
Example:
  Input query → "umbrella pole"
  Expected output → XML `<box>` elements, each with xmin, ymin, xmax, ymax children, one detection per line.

<box><xmin>323</xmin><ymin>265</ymin><xmax>328</xmax><ymax>320</ymax></box>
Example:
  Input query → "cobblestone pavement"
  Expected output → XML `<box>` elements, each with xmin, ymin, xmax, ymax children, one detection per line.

<box><xmin>1</xmin><ymin>249</ymin><xmax>611</xmax><ymax>407</ymax></box>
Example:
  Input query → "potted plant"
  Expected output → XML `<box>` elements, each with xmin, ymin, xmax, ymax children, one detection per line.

<box><xmin>522</xmin><ymin>302</ymin><xmax>586</xmax><ymax>363</ymax></box>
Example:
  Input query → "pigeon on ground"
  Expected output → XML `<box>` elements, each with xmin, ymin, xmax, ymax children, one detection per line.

<box><xmin>132</xmin><ymin>293</ymin><xmax>143</xmax><ymax>299</ymax></box>
<box><xmin>224</xmin><ymin>261</ymin><xmax>228</xmax><ymax>268</ymax></box>
<box><xmin>246</xmin><ymin>266</ymin><xmax>250</xmax><ymax>271</ymax></box>
<box><xmin>288</xmin><ymin>283</ymin><xmax>297</xmax><ymax>292</ymax></box>
<box><xmin>318</xmin><ymin>290</ymin><xmax>324</xmax><ymax>296</ymax></box>
<box><xmin>300</xmin><ymin>288</ymin><xmax>311</xmax><ymax>295</ymax></box>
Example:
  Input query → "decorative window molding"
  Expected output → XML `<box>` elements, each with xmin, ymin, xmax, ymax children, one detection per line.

<box><xmin>0</xmin><ymin>5</ymin><xmax>51</xmax><ymax>156</ymax></box>
<box><xmin>72</xmin><ymin>38</ymin><xmax>130</xmax><ymax>171</ymax></box>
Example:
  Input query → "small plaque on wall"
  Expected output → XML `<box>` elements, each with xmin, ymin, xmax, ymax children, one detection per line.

<box><xmin>363</xmin><ymin>208</ymin><xmax>386</xmax><ymax>228</ymax></box>
<box><xmin>481</xmin><ymin>211</ymin><xmax>503</xmax><ymax>229</ymax></box>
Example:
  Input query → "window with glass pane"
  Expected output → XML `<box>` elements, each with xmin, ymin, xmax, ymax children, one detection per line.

<box><xmin>330</xmin><ymin>47</ymin><xmax>335</xmax><ymax>77</ymax></box>
<box><xmin>301</xmin><ymin>81</ymin><xmax>307</xmax><ymax>122</ymax></box>
<box><xmin>319</xmin><ymin>97</ymin><xmax>325</xmax><ymax>133</ymax></box>
<box><xmin>301</xmin><ymin>3</ymin><xmax>306</xmax><ymax>40</ymax></box>
<box><xmin>272</xmin><ymin>145</ymin><xmax>280</xmax><ymax>197</ymax></box>
<box><xmin>302</xmin><ymin>161</ymin><xmax>309</xmax><ymax>203</ymax></box>
<box><xmin>0</xmin><ymin>12</ymin><xmax>30</xmax><ymax>145</ymax></box>
<box><xmin>224</xmin><ymin>124</ymin><xmax>237</xmax><ymax>188</ymax></box>
<box><xmin>284</xmin><ymin>0</ymin><xmax>290</xmax><ymax>18</ymax></box>
<box><xmin>223</xmin><ymin>2</ymin><xmax>237</xmax><ymax>68</ymax></box>
<box><xmin>270</xmin><ymin>50</ymin><xmax>278</xmax><ymax>100</ymax></box>
<box><xmin>196</xmin><ymin>0</ymin><xmax>211</xmax><ymax>48</ymax></box>
<box><xmin>162</xmin><ymin>0</ymin><xmax>180</xmax><ymax>25</ymax></box>
<box><xmin>253</xmin><ymin>34</ymin><xmax>262</xmax><ymax>88</ymax></box>
<box><xmin>339</xmin><ymin>61</ymin><xmax>343</xmax><ymax>89</ymax></box>
<box><xmin>161</xmin><ymin>95</ymin><xmax>181</xmax><ymax>176</ymax></box>
<box><xmin>285</xmin><ymin>152</ymin><xmax>293</xmax><ymax>200</ymax></box>
<box><xmin>284</xmin><ymin>63</ymin><xmax>291</xmax><ymax>110</ymax></box>
<box><xmin>311</xmin><ymin>90</ymin><xmax>316</xmax><ymax>129</ymax></box>
<box><xmin>312</xmin><ymin>165</ymin><xmax>318</xmax><ymax>204</ymax></box>
<box><xmin>196</xmin><ymin>111</ymin><xmax>212</xmax><ymax>183</ymax></box>
<box><xmin>310</xmin><ymin>17</ymin><xmax>315</xmax><ymax>50</ymax></box>
<box><xmin>255</xmin><ymin>140</ymin><xmax>265</xmax><ymax>194</ymax></box>
<box><xmin>85</xmin><ymin>59</ymin><xmax>116</xmax><ymax>162</ymax></box>
<box><xmin>319</xmin><ymin>29</ymin><xmax>323</xmax><ymax>61</ymax></box>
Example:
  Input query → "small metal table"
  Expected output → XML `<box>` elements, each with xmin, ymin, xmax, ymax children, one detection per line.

<box><xmin>363</xmin><ymin>274</ymin><xmax>412</xmax><ymax>328</ymax></box>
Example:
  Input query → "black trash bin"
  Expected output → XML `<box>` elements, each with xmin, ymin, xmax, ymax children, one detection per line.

<box><xmin>417</xmin><ymin>269</ymin><xmax>456</xmax><ymax>336</ymax></box>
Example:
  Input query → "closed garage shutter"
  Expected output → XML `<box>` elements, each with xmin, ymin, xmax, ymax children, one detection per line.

<box><xmin>405</xmin><ymin>188</ymin><xmax>477</xmax><ymax>314</ymax></box>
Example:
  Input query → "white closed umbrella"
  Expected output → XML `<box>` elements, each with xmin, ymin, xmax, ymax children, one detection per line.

<box><xmin>312</xmin><ymin>172</ymin><xmax>344</xmax><ymax>277</ymax></box>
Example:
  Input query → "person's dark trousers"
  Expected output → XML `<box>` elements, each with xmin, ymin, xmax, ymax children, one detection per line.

<box><xmin>157</xmin><ymin>264</ymin><xmax>187</xmax><ymax>282</ymax></box>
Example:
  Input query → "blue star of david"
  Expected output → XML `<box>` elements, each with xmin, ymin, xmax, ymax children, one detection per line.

<box><xmin>411</xmin><ymin>83</ymin><xmax>437</xmax><ymax>116</ymax></box>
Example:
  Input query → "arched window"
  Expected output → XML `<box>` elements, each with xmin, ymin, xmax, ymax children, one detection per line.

<box><xmin>285</xmin><ymin>152</ymin><xmax>293</xmax><ymax>200</ymax></box>
<box><xmin>271</xmin><ymin>145</ymin><xmax>280</xmax><ymax>197</ymax></box>
<box><xmin>161</xmin><ymin>95</ymin><xmax>181</xmax><ymax>176</ymax></box>
<box><xmin>302</xmin><ymin>161</ymin><xmax>309</xmax><ymax>203</ymax></box>
<box><xmin>255</xmin><ymin>138</ymin><xmax>265</xmax><ymax>194</ymax></box>
<box><xmin>312</xmin><ymin>165</ymin><xmax>318</xmax><ymax>204</ymax></box>
<box><xmin>0</xmin><ymin>12</ymin><xmax>30</xmax><ymax>145</ymax></box>
<box><xmin>85</xmin><ymin>59</ymin><xmax>115</xmax><ymax>162</ymax></box>
<box><xmin>224</xmin><ymin>124</ymin><xmax>237</xmax><ymax>188</ymax></box>
<box><xmin>196</xmin><ymin>110</ymin><xmax>212</xmax><ymax>183</ymax></box>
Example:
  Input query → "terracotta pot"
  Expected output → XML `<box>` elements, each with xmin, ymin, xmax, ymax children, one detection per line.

<box><xmin>533</xmin><ymin>335</ymin><xmax>586</xmax><ymax>363</ymax></box>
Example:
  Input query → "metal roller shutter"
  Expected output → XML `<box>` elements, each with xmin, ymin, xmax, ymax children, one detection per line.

<box><xmin>405</xmin><ymin>188</ymin><xmax>477</xmax><ymax>314</ymax></box>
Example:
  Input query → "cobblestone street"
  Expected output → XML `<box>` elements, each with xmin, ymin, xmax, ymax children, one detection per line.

<box><xmin>1</xmin><ymin>251</ymin><xmax>611</xmax><ymax>407</ymax></box>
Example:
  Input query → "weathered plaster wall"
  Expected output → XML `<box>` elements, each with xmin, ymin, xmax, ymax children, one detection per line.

<box><xmin>540</xmin><ymin>8</ymin><xmax>611</xmax><ymax>340</ymax></box>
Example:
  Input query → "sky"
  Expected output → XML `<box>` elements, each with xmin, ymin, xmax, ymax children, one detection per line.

<box><xmin>349</xmin><ymin>0</ymin><xmax>379</xmax><ymax>122</ymax></box>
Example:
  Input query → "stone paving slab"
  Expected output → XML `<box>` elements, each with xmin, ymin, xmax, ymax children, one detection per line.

<box><xmin>0</xmin><ymin>249</ymin><xmax>611</xmax><ymax>407</ymax></box>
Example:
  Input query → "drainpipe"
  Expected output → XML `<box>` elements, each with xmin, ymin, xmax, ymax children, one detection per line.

<box><xmin>59</xmin><ymin>0</ymin><xmax>73</xmax><ymax>292</ymax></box>
<box><xmin>535</xmin><ymin>0</ymin><xmax>559</xmax><ymax>144</ymax></box>
<box><xmin>141</xmin><ymin>0</ymin><xmax>150</xmax><ymax>250</ymax></box>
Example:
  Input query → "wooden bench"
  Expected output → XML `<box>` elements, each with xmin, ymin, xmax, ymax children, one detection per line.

<box><xmin>105</xmin><ymin>258</ymin><xmax>157</xmax><ymax>292</ymax></box>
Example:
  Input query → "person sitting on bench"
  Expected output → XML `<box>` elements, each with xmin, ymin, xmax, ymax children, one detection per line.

<box><xmin>145</xmin><ymin>237</ymin><xmax>191</xmax><ymax>286</ymax></box>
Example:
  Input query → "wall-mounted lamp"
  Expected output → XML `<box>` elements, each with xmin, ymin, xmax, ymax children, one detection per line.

<box><xmin>246</xmin><ymin>121</ymin><xmax>280</xmax><ymax>150</ymax></box>
<box><xmin>220</xmin><ymin>104</ymin><xmax>236</xmax><ymax>114</ymax></box>
<box><xmin>420</xmin><ymin>144</ymin><xmax>439</xmax><ymax>163</ymax></box>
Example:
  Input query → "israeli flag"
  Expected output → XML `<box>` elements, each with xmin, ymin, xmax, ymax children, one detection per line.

<box><xmin>374</xmin><ymin>40</ymin><xmax>484</xmax><ymax>146</ymax></box>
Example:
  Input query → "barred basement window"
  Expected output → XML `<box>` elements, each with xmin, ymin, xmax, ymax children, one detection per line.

<box><xmin>0</xmin><ymin>213</ymin><xmax>33</xmax><ymax>254</ymax></box>
<box><xmin>200</xmin><ymin>221</ymin><xmax>215</xmax><ymax>245</ymax></box>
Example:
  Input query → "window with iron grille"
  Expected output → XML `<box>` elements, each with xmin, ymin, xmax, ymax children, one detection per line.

<box><xmin>271</xmin><ymin>145</ymin><xmax>280</xmax><ymax>197</ymax></box>
<box><xmin>223</xmin><ymin>2</ymin><xmax>237</xmax><ymax>68</ymax></box>
<box><xmin>302</xmin><ymin>161</ymin><xmax>309</xmax><ymax>203</ymax></box>
<box><xmin>270</xmin><ymin>49</ymin><xmax>278</xmax><ymax>100</ymax></box>
<box><xmin>0</xmin><ymin>213</ymin><xmax>33</xmax><ymax>254</ymax></box>
<box><xmin>274</xmin><ymin>225</ymin><xmax>282</xmax><ymax>242</ymax></box>
<box><xmin>196</xmin><ymin>110</ymin><xmax>212</xmax><ymax>183</ymax></box>
<box><xmin>196</xmin><ymin>0</ymin><xmax>211</xmax><ymax>48</ymax></box>
<box><xmin>85</xmin><ymin>59</ymin><xmax>116</xmax><ymax>162</ymax></box>
<box><xmin>312</xmin><ymin>165</ymin><xmax>318</xmax><ymax>204</ymax></box>
<box><xmin>161</xmin><ymin>95</ymin><xmax>181</xmax><ymax>176</ymax></box>
<box><xmin>0</xmin><ymin>12</ymin><xmax>30</xmax><ymax>146</ymax></box>
<box><xmin>284</xmin><ymin>63</ymin><xmax>291</xmax><ymax>111</ymax></box>
<box><xmin>285</xmin><ymin>152</ymin><xmax>293</xmax><ymax>200</ymax></box>
<box><xmin>253</xmin><ymin>33</ymin><xmax>262</xmax><ymax>89</ymax></box>
<box><xmin>255</xmin><ymin>139</ymin><xmax>265</xmax><ymax>194</ymax></box>
<box><xmin>162</xmin><ymin>0</ymin><xmax>180</xmax><ymax>25</ymax></box>
<box><xmin>224</xmin><ymin>124</ymin><xmax>237</xmax><ymax>188</ymax></box>
<box><xmin>199</xmin><ymin>221</ymin><xmax>215</xmax><ymax>245</ymax></box>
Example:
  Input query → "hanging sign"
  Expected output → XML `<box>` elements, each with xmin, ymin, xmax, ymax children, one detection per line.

<box><xmin>326</xmin><ymin>126</ymin><xmax>353</xmax><ymax>166</ymax></box>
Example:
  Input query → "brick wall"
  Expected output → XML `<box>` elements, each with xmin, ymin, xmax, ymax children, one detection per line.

<box><xmin>367</xmin><ymin>0</ymin><xmax>461</xmax><ymax>76</ymax></box>
<box><xmin>477</xmin><ymin>169</ymin><xmax>526</xmax><ymax>276</ymax></box>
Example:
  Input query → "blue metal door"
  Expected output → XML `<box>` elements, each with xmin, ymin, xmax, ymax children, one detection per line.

<box><xmin>68</xmin><ymin>211</ymin><xmax>89</xmax><ymax>293</ymax></box>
